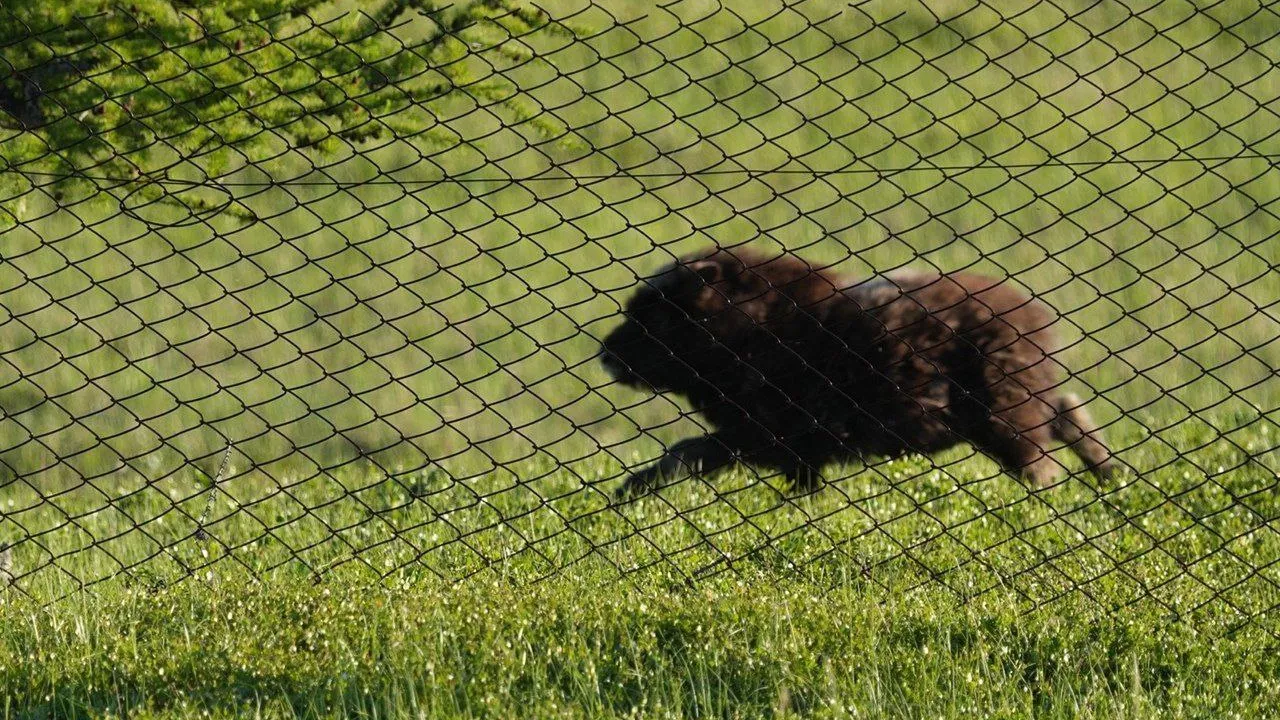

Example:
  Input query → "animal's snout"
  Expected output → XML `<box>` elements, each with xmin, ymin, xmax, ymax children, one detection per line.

<box><xmin>597</xmin><ymin>345</ymin><xmax>623</xmax><ymax>376</ymax></box>
<box><xmin>598</xmin><ymin>343</ymin><xmax>641</xmax><ymax>385</ymax></box>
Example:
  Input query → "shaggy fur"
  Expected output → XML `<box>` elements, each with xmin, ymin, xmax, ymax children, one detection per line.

<box><xmin>600</xmin><ymin>248</ymin><xmax>1116</xmax><ymax>498</ymax></box>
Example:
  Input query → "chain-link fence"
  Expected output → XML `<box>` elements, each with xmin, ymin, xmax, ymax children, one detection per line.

<box><xmin>1</xmin><ymin>0</ymin><xmax>1277</xmax><ymax>634</ymax></box>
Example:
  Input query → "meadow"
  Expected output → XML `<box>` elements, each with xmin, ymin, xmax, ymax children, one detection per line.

<box><xmin>1</xmin><ymin>0</ymin><xmax>1279</xmax><ymax>715</ymax></box>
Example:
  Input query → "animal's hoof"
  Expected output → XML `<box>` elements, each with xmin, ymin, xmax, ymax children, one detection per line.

<box><xmin>785</xmin><ymin>478</ymin><xmax>823</xmax><ymax>498</ymax></box>
<box><xmin>1020</xmin><ymin>457</ymin><xmax>1063</xmax><ymax>489</ymax></box>
<box><xmin>612</xmin><ymin>482</ymin><xmax>642</xmax><ymax>503</ymax></box>
<box><xmin>1094</xmin><ymin>461</ymin><xmax>1123</xmax><ymax>482</ymax></box>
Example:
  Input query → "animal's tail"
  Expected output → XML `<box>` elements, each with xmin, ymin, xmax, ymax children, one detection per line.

<box><xmin>1051</xmin><ymin>392</ymin><xmax>1118</xmax><ymax>478</ymax></box>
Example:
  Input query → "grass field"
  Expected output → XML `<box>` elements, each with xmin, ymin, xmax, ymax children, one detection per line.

<box><xmin>2</xmin><ymin>0</ymin><xmax>1280</xmax><ymax>715</ymax></box>
<box><xmin>3</xmin><ymin>567</ymin><xmax>1279</xmax><ymax>719</ymax></box>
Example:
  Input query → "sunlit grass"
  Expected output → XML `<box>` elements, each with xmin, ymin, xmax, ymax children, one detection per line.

<box><xmin>3</xmin><ymin>555</ymin><xmax>1279</xmax><ymax>718</ymax></box>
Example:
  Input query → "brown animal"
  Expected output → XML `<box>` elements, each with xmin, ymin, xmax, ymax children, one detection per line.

<box><xmin>600</xmin><ymin>248</ymin><xmax>1117</xmax><ymax>499</ymax></box>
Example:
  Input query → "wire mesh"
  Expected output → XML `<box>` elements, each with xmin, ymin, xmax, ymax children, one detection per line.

<box><xmin>0</xmin><ymin>0</ymin><xmax>1278</xmax><ymax>636</ymax></box>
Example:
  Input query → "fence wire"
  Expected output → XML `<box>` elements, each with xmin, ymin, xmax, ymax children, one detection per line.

<box><xmin>0</xmin><ymin>0</ymin><xmax>1278</xmax><ymax>636</ymax></box>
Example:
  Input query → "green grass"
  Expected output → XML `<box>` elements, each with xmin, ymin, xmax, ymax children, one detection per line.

<box><xmin>3</xmin><ymin>417</ymin><xmax>1280</xmax><ymax>716</ymax></box>
<box><xmin>3</xmin><ymin>411</ymin><xmax>1279</xmax><ymax>606</ymax></box>
<box><xmin>2</xmin><ymin>0</ymin><xmax>1280</xmax><ymax>715</ymax></box>
<box><xmin>3</xmin><ymin>563</ymin><xmax>1279</xmax><ymax>718</ymax></box>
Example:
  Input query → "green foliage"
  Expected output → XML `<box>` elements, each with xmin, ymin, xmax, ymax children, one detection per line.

<box><xmin>0</xmin><ymin>0</ymin><xmax>574</xmax><ymax>222</ymax></box>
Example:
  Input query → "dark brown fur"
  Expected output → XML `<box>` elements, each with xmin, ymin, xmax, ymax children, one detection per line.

<box><xmin>600</xmin><ymin>248</ymin><xmax>1116</xmax><ymax>498</ymax></box>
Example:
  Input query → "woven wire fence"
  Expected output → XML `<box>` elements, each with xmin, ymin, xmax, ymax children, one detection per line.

<box><xmin>1</xmin><ymin>0</ymin><xmax>1278</xmax><ymax>632</ymax></box>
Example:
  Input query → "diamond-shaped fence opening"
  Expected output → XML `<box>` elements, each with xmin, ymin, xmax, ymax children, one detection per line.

<box><xmin>0</xmin><ymin>0</ymin><xmax>1278</xmax><ymax>639</ymax></box>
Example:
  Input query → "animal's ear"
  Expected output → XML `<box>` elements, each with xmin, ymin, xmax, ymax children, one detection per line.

<box><xmin>686</xmin><ymin>259</ymin><xmax>723</xmax><ymax>285</ymax></box>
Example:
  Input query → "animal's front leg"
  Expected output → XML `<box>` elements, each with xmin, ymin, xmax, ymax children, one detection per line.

<box><xmin>784</xmin><ymin>462</ymin><xmax>824</xmax><ymax>496</ymax></box>
<box><xmin>614</xmin><ymin>435</ymin><xmax>736</xmax><ymax>501</ymax></box>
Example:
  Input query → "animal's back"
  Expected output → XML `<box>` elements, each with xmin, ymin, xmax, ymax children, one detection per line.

<box><xmin>814</xmin><ymin>269</ymin><xmax>1064</xmax><ymax>455</ymax></box>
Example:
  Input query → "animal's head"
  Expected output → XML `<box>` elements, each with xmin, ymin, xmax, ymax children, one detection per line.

<box><xmin>599</xmin><ymin>249</ymin><xmax>819</xmax><ymax>391</ymax></box>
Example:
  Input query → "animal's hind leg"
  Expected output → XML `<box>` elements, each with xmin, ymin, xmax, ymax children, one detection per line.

<box><xmin>1051</xmin><ymin>392</ymin><xmax>1117</xmax><ymax>478</ymax></box>
<box><xmin>976</xmin><ymin>418</ymin><xmax>1062</xmax><ymax>488</ymax></box>
<box><xmin>969</xmin><ymin>383</ymin><xmax>1063</xmax><ymax>488</ymax></box>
